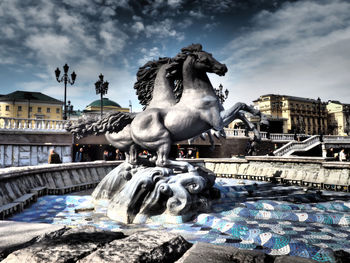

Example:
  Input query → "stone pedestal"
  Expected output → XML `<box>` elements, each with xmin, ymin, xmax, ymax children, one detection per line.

<box><xmin>92</xmin><ymin>162</ymin><xmax>219</xmax><ymax>224</ymax></box>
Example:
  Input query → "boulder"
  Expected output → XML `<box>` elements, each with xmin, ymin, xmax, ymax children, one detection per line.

<box><xmin>78</xmin><ymin>230</ymin><xmax>192</xmax><ymax>263</ymax></box>
<box><xmin>2</xmin><ymin>226</ymin><xmax>125</xmax><ymax>263</ymax></box>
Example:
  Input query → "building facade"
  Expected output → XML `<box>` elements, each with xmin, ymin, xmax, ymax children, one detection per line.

<box><xmin>254</xmin><ymin>94</ymin><xmax>328</xmax><ymax>135</ymax></box>
<box><xmin>83</xmin><ymin>97</ymin><xmax>130</xmax><ymax>118</ymax></box>
<box><xmin>327</xmin><ymin>101</ymin><xmax>350</xmax><ymax>135</ymax></box>
<box><xmin>0</xmin><ymin>91</ymin><xmax>63</xmax><ymax>120</ymax></box>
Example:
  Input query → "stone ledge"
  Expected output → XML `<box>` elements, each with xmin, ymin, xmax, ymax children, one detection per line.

<box><xmin>245</xmin><ymin>156</ymin><xmax>326</xmax><ymax>163</ymax></box>
<box><xmin>202</xmin><ymin>157</ymin><xmax>248</xmax><ymax>163</ymax></box>
<box><xmin>322</xmin><ymin>162</ymin><xmax>350</xmax><ymax>168</ymax></box>
<box><xmin>0</xmin><ymin>161</ymin><xmax>122</xmax><ymax>180</ymax></box>
<box><xmin>0</xmin><ymin>203</ymin><xmax>22</xmax><ymax>220</ymax></box>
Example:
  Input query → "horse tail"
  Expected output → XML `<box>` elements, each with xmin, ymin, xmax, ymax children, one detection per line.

<box><xmin>65</xmin><ymin>112</ymin><xmax>136</xmax><ymax>139</ymax></box>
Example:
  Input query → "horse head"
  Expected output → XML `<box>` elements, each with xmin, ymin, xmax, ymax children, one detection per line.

<box><xmin>179</xmin><ymin>44</ymin><xmax>227</xmax><ymax>77</ymax></box>
<box><xmin>193</xmin><ymin>51</ymin><xmax>227</xmax><ymax>76</ymax></box>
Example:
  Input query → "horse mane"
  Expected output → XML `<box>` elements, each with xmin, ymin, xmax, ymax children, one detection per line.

<box><xmin>65</xmin><ymin>112</ymin><xmax>136</xmax><ymax>139</ymax></box>
<box><xmin>133</xmin><ymin>44</ymin><xmax>203</xmax><ymax>109</ymax></box>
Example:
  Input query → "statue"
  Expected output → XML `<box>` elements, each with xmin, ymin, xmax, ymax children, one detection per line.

<box><xmin>66</xmin><ymin>44</ymin><xmax>266</xmax><ymax>224</ymax></box>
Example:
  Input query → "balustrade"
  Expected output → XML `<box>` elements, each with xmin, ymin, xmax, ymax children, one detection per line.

<box><xmin>0</xmin><ymin>117</ymin><xmax>69</xmax><ymax>132</ymax></box>
<box><xmin>274</xmin><ymin>135</ymin><xmax>321</xmax><ymax>156</ymax></box>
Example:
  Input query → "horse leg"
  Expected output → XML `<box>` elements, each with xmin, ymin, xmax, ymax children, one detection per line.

<box><xmin>105</xmin><ymin>125</ymin><xmax>137</xmax><ymax>164</ymax></box>
<box><xmin>236</xmin><ymin>111</ymin><xmax>261</xmax><ymax>140</ymax></box>
<box><xmin>221</xmin><ymin>102</ymin><xmax>261</xmax><ymax>126</ymax></box>
<box><xmin>154</xmin><ymin>142</ymin><xmax>196</xmax><ymax>172</ymax></box>
<box><xmin>129</xmin><ymin>144</ymin><xmax>139</xmax><ymax>165</ymax></box>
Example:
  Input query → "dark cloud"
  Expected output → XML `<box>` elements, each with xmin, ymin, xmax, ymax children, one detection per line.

<box><xmin>0</xmin><ymin>0</ymin><xmax>349</xmax><ymax>112</ymax></box>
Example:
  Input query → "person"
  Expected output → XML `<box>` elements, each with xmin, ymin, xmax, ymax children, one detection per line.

<box><xmin>178</xmin><ymin>150</ymin><xmax>185</xmax><ymax>158</ymax></box>
<box><xmin>115</xmin><ymin>149</ymin><xmax>123</xmax><ymax>160</ymax></box>
<box><xmin>103</xmin><ymin>150</ymin><xmax>109</xmax><ymax>161</ymax></box>
<box><xmin>250</xmin><ymin>140</ymin><xmax>257</xmax><ymax>156</ymax></box>
<box><xmin>322</xmin><ymin>148</ymin><xmax>327</xmax><ymax>158</ymax></box>
<box><xmin>186</xmin><ymin>149</ymin><xmax>194</xmax><ymax>159</ymax></box>
<box><xmin>294</xmin><ymin>132</ymin><xmax>298</xmax><ymax>141</ymax></box>
<box><xmin>245</xmin><ymin>140</ymin><xmax>251</xmax><ymax>155</ymax></box>
<box><xmin>48</xmin><ymin>149</ymin><xmax>61</xmax><ymax>164</ymax></box>
<box><xmin>339</xmin><ymin>148</ymin><xmax>346</xmax><ymax>162</ymax></box>
<box><xmin>327</xmin><ymin>148</ymin><xmax>334</xmax><ymax>158</ymax></box>
<box><xmin>75</xmin><ymin>147</ymin><xmax>84</xmax><ymax>162</ymax></box>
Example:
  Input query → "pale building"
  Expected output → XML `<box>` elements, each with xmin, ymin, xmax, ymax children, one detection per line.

<box><xmin>0</xmin><ymin>91</ymin><xmax>63</xmax><ymax>120</ymax></box>
<box><xmin>82</xmin><ymin>97</ymin><xmax>130</xmax><ymax>118</ymax></box>
<box><xmin>254</xmin><ymin>94</ymin><xmax>328</xmax><ymax>135</ymax></box>
<box><xmin>327</xmin><ymin>101</ymin><xmax>350</xmax><ymax>135</ymax></box>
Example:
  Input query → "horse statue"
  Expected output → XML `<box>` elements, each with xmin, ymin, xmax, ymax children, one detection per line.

<box><xmin>66</xmin><ymin>44</ymin><xmax>266</xmax><ymax>223</ymax></box>
<box><xmin>67</xmin><ymin>44</ymin><xmax>265</xmax><ymax>168</ymax></box>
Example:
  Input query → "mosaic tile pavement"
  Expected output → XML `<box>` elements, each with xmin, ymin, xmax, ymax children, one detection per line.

<box><xmin>8</xmin><ymin>178</ymin><xmax>350</xmax><ymax>263</ymax></box>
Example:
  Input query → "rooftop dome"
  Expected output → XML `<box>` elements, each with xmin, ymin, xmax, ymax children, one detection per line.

<box><xmin>86</xmin><ymin>98</ymin><xmax>121</xmax><ymax>108</ymax></box>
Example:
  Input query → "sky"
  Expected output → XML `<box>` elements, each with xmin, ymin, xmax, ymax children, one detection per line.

<box><xmin>1</xmin><ymin>0</ymin><xmax>350</xmax><ymax>112</ymax></box>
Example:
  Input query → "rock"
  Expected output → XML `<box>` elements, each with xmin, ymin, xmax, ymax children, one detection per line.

<box><xmin>177</xmin><ymin>242</ymin><xmax>317</xmax><ymax>263</ymax></box>
<box><xmin>177</xmin><ymin>242</ymin><xmax>271</xmax><ymax>263</ymax></box>
<box><xmin>78</xmin><ymin>230</ymin><xmax>192</xmax><ymax>263</ymax></box>
<box><xmin>0</xmin><ymin>221</ymin><xmax>66</xmax><ymax>261</ymax></box>
<box><xmin>2</xmin><ymin>226</ymin><xmax>125</xmax><ymax>263</ymax></box>
<box><xmin>333</xmin><ymin>250</ymin><xmax>350</xmax><ymax>263</ymax></box>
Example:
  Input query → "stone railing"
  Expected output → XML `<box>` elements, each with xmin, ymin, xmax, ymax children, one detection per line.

<box><xmin>273</xmin><ymin>135</ymin><xmax>321</xmax><ymax>156</ymax></box>
<box><xmin>323</xmin><ymin>135</ymin><xmax>350</xmax><ymax>143</ymax></box>
<box><xmin>0</xmin><ymin>117</ymin><xmax>67</xmax><ymax>132</ymax></box>
<box><xmin>204</xmin><ymin>156</ymin><xmax>350</xmax><ymax>191</ymax></box>
<box><xmin>224</xmin><ymin>128</ymin><xmax>306</xmax><ymax>141</ymax></box>
<box><xmin>224</xmin><ymin>128</ymin><xmax>246</xmax><ymax>137</ymax></box>
<box><xmin>269</xmin><ymin>133</ymin><xmax>297</xmax><ymax>141</ymax></box>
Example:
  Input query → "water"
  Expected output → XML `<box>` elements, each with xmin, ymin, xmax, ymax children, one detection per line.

<box><xmin>9</xmin><ymin>178</ymin><xmax>350</xmax><ymax>262</ymax></box>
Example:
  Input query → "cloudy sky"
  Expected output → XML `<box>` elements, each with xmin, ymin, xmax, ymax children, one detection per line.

<box><xmin>1</xmin><ymin>0</ymin><xmax>350</xmax><ymax>112</ymax></box>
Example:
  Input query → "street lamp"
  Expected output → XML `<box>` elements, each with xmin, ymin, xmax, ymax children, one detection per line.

<box><xmin>129</xmin><ymin>100</ymin><xmax>132</xmax><ymax>113</ymax></box>
<box><xmin>67</xmin><ymin>100</ymin><xmax>74</xmax><ymax>119</ymax></box>
<box><xmin>95</xmin><ymin>73</ymin><xmax>109</xmax><ymax>118</ymax></box>
<box><xmin>214</xmin><ymin>84</ymin><xmax>229</xmax><ymax>104</ymax></box>
<box><xmin>317</xmin><ymin>97</ymin><xmax>321</xmax><ymax>135</ymax></box>
<box><xmin>55</xmin><ymin>64</ymin><xmax>77</xmax><ymax>120</ymax></box>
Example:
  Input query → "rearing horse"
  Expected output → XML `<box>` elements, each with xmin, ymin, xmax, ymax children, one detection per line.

<box><xmin>128</xmin><ymin>45</ymin><xmax>227</xmax><ymax>168</ymax></box>
<box><xmin>66</xmin><ymin>44</ymin><xmax>265</xmax><ymax>168</ymax></box>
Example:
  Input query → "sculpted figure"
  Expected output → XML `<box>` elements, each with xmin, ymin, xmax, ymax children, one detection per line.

<box><xmin>66</xmin><ymin>44</ymin><xmax>266</xmax><ymax>223</ymax></box>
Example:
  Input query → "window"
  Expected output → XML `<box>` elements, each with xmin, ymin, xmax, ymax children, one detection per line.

<box><xmin>56</xmin><ymin>108</ymin><xmax>60</xmax><ymax>114</ymax></box>
<box><xmin>6</xmin><ymin>105</ymin><xmax>9</xmax><ymax>111</ymax></box>
<box><xmin>29</xmin><ymin>107</ymin><xmax>32</xmax><ymax>112</ymax></box>
<box><xmin>47</xmin><ymin>108</ymin><xmax>50</xmax><ymax>113</ymax></box>
<box><xmin>38</xmin><ymin>107</ymin><xmax>41</xmax><ymax>113</ymax></box>
<box><xmin>18</xmin><ymin>106</ymin><xmax>22</xmax><ymax>111</ymax></box>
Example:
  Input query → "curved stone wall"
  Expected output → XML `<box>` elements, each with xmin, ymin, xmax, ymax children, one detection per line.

<box><xmin>0</xmin><ymin>161</ymin><xmax>122</xmax><ymax>207</ymax></box>
<box><xmin>204</xmin><ymin>156</ymin><xmax>350</xmax><ymax>191</ymax></box>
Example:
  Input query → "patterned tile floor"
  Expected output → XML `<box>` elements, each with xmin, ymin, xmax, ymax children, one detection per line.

<box><xmin>8</xmin><ymin>178</ymin><xmax>350</xmax><ymax>262</ymax></box>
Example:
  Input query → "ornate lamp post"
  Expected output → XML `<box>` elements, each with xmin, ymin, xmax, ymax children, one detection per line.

<box><xmin>55</xmin><ymin>64</ymin><xmax>76</xmax><ymax>120</ymax></box>
<box><xmin>214</xmin><ymin>84</ymin><xmax>229</xmax><ymax>104</ymax></box>
<box><xmin>95</xmin><ymin>73</ymin><xmax>109</xmax><ymax>118</ymax></box>
<box><xmin>317</xmin><ymin>97</ymin><xmax>322</xmax><ymax>135</ymax></box>
<box><xmin>67</xmin><ymin>100</ymin><xmax>74</xmax><ymax>119</ymax></box>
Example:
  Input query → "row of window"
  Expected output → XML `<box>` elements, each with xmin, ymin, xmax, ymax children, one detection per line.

<box><xmin>291</xmin><ymin>117</ymin><xmax>327</xmax><ymax>126</ymax></box>
<box><xmin>1</xmin><ymin>105</ymin><xmax>60</xmax><ymax>114</ymax></box>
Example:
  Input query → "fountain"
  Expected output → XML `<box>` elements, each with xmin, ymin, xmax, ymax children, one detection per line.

<box><xmin>66</xmin><ymin>44</ymin><xmax>264</xmax><ymax>224</ymax></box>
